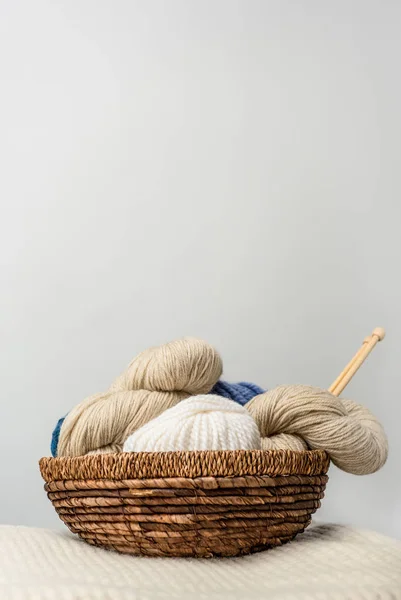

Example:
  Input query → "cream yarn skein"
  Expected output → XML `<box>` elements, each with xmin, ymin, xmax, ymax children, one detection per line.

<box><xmin>57</xmin><ymin>338</ymin><xmax>222</xmax><ymax>457</ymax></box>
<box><xmin>246</xmin><ymin>385</ymin><xmax>388</xmax><ymax>475</ymax></box>
<box><xmin>123</xmin><ymin>395</ymin><xmax>261</xmax><ymax>452</ymax></box>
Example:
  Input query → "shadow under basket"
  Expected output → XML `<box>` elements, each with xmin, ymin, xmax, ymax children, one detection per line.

<box><xmin>39</xmin><ymin>449</ymin><xmax>329</xmax><ymax>558</ymax></box>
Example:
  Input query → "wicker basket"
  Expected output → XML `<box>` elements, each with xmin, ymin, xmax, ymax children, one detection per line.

<box><xmin>39</xmin><ymin>449</ymin><xmax>329</xmax><ymax>558</ymax></box>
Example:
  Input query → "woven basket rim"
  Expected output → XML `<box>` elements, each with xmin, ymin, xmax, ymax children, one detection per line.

<box><xmin>39</xmin><ymin>449</ymin><xmax>329</xmax><ymax>483</ymax></box>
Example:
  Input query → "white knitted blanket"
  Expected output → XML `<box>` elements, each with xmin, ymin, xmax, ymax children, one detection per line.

<box><xmin>0</xmin><ymin>524</ymin><xmax>400</xmax><ymax>599</ymax></box>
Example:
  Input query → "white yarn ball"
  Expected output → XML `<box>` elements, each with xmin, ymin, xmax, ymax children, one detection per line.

<box><xmin>123</xmin><ymin>395</ymin><xmax>261</xmax><ymax>452</ymax></box>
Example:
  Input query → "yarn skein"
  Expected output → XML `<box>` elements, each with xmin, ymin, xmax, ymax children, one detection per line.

<box><xmin>210</xmin><ymin>381</ymin><xmax>265</xmax><ymax>405</ymax></box>
<box><xmin>50</xmin><ymin>380</ymin><xmax>265</xmax><ymax>456</ymax></box>
<box><xmin>123</xmin><ymin>395</ymin><xmax>262</xmax><ymax>452</ymax></box>
<box><xmin>246</xmin><ymin>385</ymin><xmax>388</xmax><ymax>475</ymax></box>
<box><xmin>56</xmin><ymin>338</ymin><xmax>223</xmax><ymax>457</ymax></box>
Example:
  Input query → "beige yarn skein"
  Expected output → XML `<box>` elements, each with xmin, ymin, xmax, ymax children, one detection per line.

<box><xmin>246</xmin><ymin>385</ymin><xmax>388</xmax><ymax>475</ymax></box>
<box><xmin>57</xmin><ymin>338</ymin><xmax>222</xmax><ymax>457</ymax></box>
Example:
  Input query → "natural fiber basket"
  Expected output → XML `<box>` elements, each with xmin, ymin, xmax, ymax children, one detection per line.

<box><xmin>39</xmin><ymin>449</ymin><xmax>329</xmax><ymax>558</ymax></box>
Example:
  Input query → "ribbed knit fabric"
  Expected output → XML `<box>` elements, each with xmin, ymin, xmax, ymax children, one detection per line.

<box><xmin>50</xmin><ymin>381</ymin><xmax>264</xmax><ymax>456</ymax></box>
<box><xmin>1</xmin><ymin>524</ymin><xmax>400</xmax><ymax>599</ymax></box>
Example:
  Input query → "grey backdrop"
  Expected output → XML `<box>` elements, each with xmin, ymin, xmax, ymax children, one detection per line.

<box><xmin>0</xmin><ymin>0</ymin><xmax>400</xmax><ymax>538</ymax></box>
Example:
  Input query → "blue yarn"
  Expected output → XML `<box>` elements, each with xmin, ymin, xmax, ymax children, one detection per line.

<box><xmin>50</xmin><ymin>381</ymin><xmax>265</xmax><ymax>456</ymax></box>
<box><xmin>51</xmin><ymin>416</ymin><xmax>65</xmax><ymax>457</ymax></box>
<box><xmin>210</xmin><ymin>380</ymin><xmax>265</xmax><ymax>406</ymax></box>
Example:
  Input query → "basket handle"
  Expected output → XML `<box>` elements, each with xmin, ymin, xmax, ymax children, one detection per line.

<box><xmin>329</xmin><ymin>327</ymin><xmax>385</xmax><ymax>397</ymax></box>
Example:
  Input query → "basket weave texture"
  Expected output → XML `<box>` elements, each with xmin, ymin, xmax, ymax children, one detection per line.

<box><xmin>40</xmin><ymin>450</ymin><xmax>329</xmax><ymax>558</ymax></box>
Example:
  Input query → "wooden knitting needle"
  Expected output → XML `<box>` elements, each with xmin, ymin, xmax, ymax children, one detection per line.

<box><xmin>329</xmin><ymin>327</ymin><xmax>385</xmax><ymax>397</ymax></box>
<box><xmin>329</xmin><ymin>335</ymin><xmax>371</xmax><ymax>394</ymax></box>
